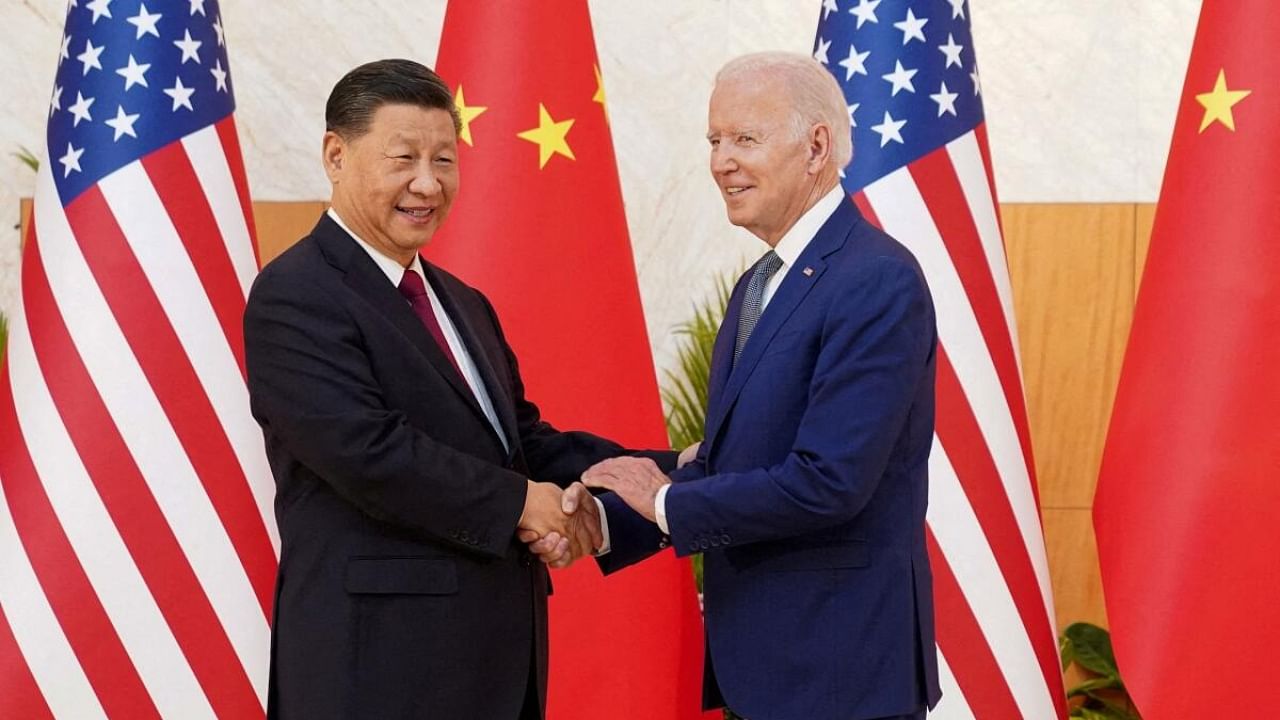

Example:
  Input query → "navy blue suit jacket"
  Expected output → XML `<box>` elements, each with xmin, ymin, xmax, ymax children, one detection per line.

<box><xmin>602</xmin><ymin>199</ymin><xmax>942</xmax><ymax>719</ymax></box>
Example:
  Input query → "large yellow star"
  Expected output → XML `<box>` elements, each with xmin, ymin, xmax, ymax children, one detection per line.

<box><xmin>594</xmin><ymin>64</ymin><xmax>609</xmax><ymax>125</ymax></box>
<box><xmin>1195</xmin><ymin>69</ymin><xmax>1251</xmax><ymax>133</ymax></box>
<box><xmin>516</xmin><ymin>103</ymin><xmax>575</xmax><ymax>169</ymax></box>
<box><xmin>453</xmin><ymin>85</ymin><xmax>487</xmax><ymax>146</ymax></box>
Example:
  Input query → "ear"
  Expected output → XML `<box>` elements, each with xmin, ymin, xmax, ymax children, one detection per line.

<box><xmin>322</xmin><ymin>130</ymin><xmax>346</xmax><ymax>183</ymax></box>
<box><xmin>806</xmin><ymin>123</ymin><xmax>834</xmax><ymax>175</ymax></box>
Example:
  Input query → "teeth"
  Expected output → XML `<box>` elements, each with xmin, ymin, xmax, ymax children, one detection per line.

<box><xmin>401</xmin><ymin>208</ymin><xmax>432</xmax><ymax>217</ymax></box>
<box><xmin>726</xmin><ymin>187</ymin><xmax>746</xmax><ymax>195</ymax></box>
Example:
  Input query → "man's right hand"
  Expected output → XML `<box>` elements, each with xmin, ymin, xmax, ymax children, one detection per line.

<box><xmin>519</xmin><ymin>482</ymin><xmax>601</xmax><ymax>569</ymax></box>
<box><xmin>518</xmin><ymin>480</ymin><xmax>570</xmax><ymax>538</ymax></box>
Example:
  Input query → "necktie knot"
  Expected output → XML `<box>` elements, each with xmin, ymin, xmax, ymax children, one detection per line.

<box><xmin>734</xmin><ymin>250</ymin><xmax>785</xmax><ymax>364</ymax></box>
<box><xmin>756</xmin><ymin>250</ymin><xmax>783</xmax><ymax>280</ymax></box>
<box><xmin>398</xmin><ymin>268</ymin><xmax>429</xmax><ymax>301</ymax></box>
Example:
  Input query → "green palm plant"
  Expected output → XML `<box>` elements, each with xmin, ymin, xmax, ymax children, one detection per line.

<box><xmin>659</xmin><ymin>270</ymin><xmax>737</xmax><ymax>719</ymax></box>
<box><xmin>14</xmin><ymin>146</ymin><xmax>40</xmax><ymax>172</ymax></box>
<box><xmin>661</xmin><ymin>273</ymin><xmax>734</xmax><ymax>452</ymax></box>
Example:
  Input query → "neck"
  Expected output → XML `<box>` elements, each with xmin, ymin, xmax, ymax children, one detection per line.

<box><xmin>762</xmin><ymin>173</ymin><xmax>840</xmax><ymax>247</ymax></box>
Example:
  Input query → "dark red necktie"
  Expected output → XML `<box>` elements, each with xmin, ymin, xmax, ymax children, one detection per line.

<box><xmin>398</xmin><ymin>269</ymin><xmax>465</xmax><ymax>380</ymax></box>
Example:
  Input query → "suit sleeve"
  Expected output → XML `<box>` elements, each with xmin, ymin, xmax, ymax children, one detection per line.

<box><xmin>665</xmin><ymin>257</ymin><xmax>935</xmax><ymax>554</ymax></box>
<box><xmin>244</xmin><ymin>264</ymin><xmax>527</xmax><ymax>558</ymax></box>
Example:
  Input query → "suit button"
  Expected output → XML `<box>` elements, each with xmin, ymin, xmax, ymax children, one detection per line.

<box><xmin>688</xmin><ymin>545</ymin><xmax>698</xmax><ymax>554</ymax></box>
<box><xmin>708</xmin><ymin>537</ymin><xmax>721</xmax><ymax>548</ymax></box>
<box><xmin>658</xmin><ymin>538</ymin><xmax>669</xmax><ymax>549</ymax></box>
<box><xmin>698</xmin><ymin>539</ymin><xmax>710</xmax><ymax>551</ymax></box>
<box><xmin>720</xmin><ymin>534</ymin><xmax>731</xmax><ymax>545</ymax></box>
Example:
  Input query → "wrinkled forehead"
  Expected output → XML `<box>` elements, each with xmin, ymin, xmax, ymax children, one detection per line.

<box><xmin>708</xmin><ymin>75</ymin><xmax>792</xmax><ymax>133</ymax></box>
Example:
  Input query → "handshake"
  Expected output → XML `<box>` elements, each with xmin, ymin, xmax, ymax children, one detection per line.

<box><xmin>514</xmin><ymin>443</ymin><xmax>700</xmax><ymax>569</ymax></box>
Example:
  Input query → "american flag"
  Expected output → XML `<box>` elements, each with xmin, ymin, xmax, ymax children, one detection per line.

<box><xmin>0</xmin><ymin>1</ymin><xmax>275</xmax><ymax>718</ymax></box>
<box><xmin>814</xmin><ymin>1</ymin><xmax>1066</xmax><ymax>717</ymax></box>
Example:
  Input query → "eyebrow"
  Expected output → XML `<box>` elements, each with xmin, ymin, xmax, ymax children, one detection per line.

<box><xmin>707</xmin><ymin>127</ymin><xmax>755</xmax><ymax>140</ymax></box>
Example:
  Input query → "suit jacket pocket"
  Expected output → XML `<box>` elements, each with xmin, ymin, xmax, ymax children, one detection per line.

<box><xmin>733</xmin><ymin>540</ymin><xmax>870</xmax><ymax>573</ymax></box>
<box><xmin>344</xmin><ymin>556</ymin><xmax>459</xmax><ymax>595</ymax></box>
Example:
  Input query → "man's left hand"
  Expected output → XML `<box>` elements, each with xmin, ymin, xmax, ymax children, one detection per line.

<box><xmin>581</xmin><ymin>456</ymin><xmax>671</xmax><ymax>523</ymax></box>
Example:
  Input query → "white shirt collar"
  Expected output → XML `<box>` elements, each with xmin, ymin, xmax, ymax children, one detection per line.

<box><xmin>770</xmin><ymin>184</ymin><xmax>846</xmax><ymax>269</ymax></box>
<box><xmin>327</xmin><ymin>207</ymin><xmax>425</xmax><ymax>286</ymax></box>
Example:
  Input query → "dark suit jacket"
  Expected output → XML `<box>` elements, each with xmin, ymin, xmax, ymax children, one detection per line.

<box><xmin>602</xmin><ymin>199</ymin><xmax>942</xmax><ymax>720</ymax></box>
<box><xmin>245</xmin><ymin>214</ymin><xmax>652</xmax><ymax>720</ymax></box>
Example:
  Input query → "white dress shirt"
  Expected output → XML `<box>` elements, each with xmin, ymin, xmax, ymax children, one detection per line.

<box><xmin>327</xmin><ymin>208</ymin><xmax>510</xmax><ymax>453</ymax></box>
<box><xmin>652</xmin><ymin>184</ymin><xmax>848</xmax><ymax>535</ymax></box>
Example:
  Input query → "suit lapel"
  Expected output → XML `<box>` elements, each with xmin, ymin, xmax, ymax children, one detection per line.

<box><xmin>313</xmin><ymin>216</ymin><xmax>497</xmax><ymax>436</ymax></box>
<box><xmin>704</xmin><ymin>199</ymin><xmax>859</xmax><ymax>450</ymax></box>
<box><xmin>702</xmin><ymin>274</ymin><xmax>749</xmax><ymax>454</ymax></box>
<box><xmin>424</xmin><ymin>263</ymin><xmax>518</xmax><ymax>458</ymax></box>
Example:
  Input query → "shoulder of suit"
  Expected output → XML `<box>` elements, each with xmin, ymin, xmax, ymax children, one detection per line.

<box><xmin>256</xmin><ymin>233</ymin><xmax>326</xmax><ymax>280</ymax></box>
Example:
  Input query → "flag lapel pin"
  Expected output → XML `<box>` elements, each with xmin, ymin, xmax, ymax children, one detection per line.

<box><xmin>802</xmin><ymin>267</ymin><xmax>814</xmax><ymax>277</ymax></box>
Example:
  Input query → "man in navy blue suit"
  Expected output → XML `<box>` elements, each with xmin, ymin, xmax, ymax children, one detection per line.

<box><xmin>570</xmin><ymin>52</ymin><xmax>942</xmax><ymax>719</ymax></box>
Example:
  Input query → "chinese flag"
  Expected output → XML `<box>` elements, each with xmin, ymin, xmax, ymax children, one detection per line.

<box><xmin>432</xmin><ymin>3</ymin><xmax>708</xmax><ymax>718</ymax></box>
<box><xmin>1093</xmin><ymin>1</ymin><xmax>1280</xmax><ymax>716</ymax></box>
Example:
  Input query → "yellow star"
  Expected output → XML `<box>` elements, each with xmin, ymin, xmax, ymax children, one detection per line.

<box><xmin>516</xmin><ymin>103</ymin><xmax>575</xmax><ymax>169</ymax></box>
<box><xmin>1195</xmin><ymin>69</ymin><xmax>1251</xmax><ymax>133</ymax></box>
<box><xmin>594</xmin><ymin>64</ymin><xmax>609</xmax><ymax>125</ymax></box>
<box><xmin>453</xmin><ymin>85</ymin><xmax>488</xmax><ymax>146</ymax></box>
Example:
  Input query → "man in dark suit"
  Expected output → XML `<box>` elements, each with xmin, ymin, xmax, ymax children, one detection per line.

<box><xmin>575</xmin><ymin>52</ymin><xmax>942</xmax><ymax>720</ymax></box>
<box><xmin>244</xmin><ymin>59</ymin><xmax>658</xmax><ymax>720</ymax></box>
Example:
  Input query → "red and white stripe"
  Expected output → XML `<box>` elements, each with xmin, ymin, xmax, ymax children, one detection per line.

<box><xmin>0</xmin><ymin>116</ymin><xmax>276</xmax><ymax>719</ymax></box>
<box><xmin>854</xmin><ymin>127</ymin><xmax>1067</xmax><ymax>718</ymax></box>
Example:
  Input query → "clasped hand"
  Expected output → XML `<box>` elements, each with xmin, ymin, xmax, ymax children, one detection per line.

<box><xmin>516</xmin><ymin>481</ymin><xmax>601</xmax><ymax>569</ymax></box>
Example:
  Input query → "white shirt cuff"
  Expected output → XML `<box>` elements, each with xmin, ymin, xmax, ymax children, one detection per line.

<box><xmin>592</xmin><ymin>496</ymin><xmax>611</xmax><ymax>556</ymax></box>
<box><xmin>655</xmin><ymin>483</ymin><xmax>671</xmax><ymax>535</ymax></box>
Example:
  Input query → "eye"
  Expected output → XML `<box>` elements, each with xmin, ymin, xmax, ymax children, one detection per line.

<box><xmin>708</xmin><ymin>138</ymin><xmax>720</xmax><ymax>148</ymax></box>
<box><xmin>434</xmin><ymin>155</ymin><xmax>455</xmax><ymax>165</ymax></box>
<box><xmin>737</xmin><ymin>134</ymin><xmax>756</xmax><ymax>145</ymax></box>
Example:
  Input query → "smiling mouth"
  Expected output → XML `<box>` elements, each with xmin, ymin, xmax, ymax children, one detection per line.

<box><xmin>397</xmin><ymin>206</ymin><xmax>435</xmax><ymax>220</ymax></box>
<box><xmin>724</xmin><ymin>186</ymin><xmax>753</xmax><ymax>197</ymax></box>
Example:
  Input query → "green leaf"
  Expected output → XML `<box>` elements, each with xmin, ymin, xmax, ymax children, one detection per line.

<box><xmin>1067</xmin><ymin>677</ymin><xmax>1121</xmax><ymax>698</ymax></box>
<box><xmin>0</xmin><ymin>313</ymin><xmax>7</xmax><ymax>367</ymax></box>
<box><xmin>660</xmin><ymin>270</ymin><xmax>736</xmax><ymax>451</ymax></box>
<box><xmin>1064</xmin><ymin>622</ymin><xmax>1118</xmax><ymax>677</ymax></box>
<box><xmin>1060</xmin><ymin>631</ymin><xmax>1076</xmax><ymax>671</ymax></box>
<box><xmin>14</xmin><ymin>146</ymin><xmax>39</xmax><ymax>172</ymax></box>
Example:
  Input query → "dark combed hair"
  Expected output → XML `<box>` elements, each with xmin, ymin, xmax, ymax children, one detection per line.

<box><xmin>324</xmin><ymin>58</ymin><xmax>461</xmax><ymax>139</ymax></box>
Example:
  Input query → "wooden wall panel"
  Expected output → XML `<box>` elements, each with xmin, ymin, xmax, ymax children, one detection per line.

<box><xmin>1135</xmin><ymin>203</ymin><xmax>1157</xmax><ymax>296</ymax></box>
<box><xmin>1002</xmin><ymin>204</ymin><xmax>1136</xmax><ymax>511</ymax></box>
<box><xmin>19</xmin><ymin>198</ymin><xmax>31</xmax><ymax>243</ymax></box>
<box><xmin>253</xmin><ymin>201</ymin><xmax>328</xmax><ymax>266</ymax></box>
<box><xmin>1043</xmin><ymin>507</ymin><xmax>1108</xmax><ymax>630</ymax></box>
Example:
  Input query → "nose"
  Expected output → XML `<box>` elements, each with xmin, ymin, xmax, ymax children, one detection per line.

<box><xmin>710</xmin><ymin>145</ymin><xmax>737</xmax><ymax>176</ymax></box>
<box><xmin>408</xmin><ymin>162</ymin><xmax>442</xmax><ymax>196</ymax></box>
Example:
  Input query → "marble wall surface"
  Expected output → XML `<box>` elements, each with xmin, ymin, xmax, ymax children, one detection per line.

<box><xmin>0</xmin><ymin>0</ymin><xmax>1200</xmax><ymax>375</ymax></box>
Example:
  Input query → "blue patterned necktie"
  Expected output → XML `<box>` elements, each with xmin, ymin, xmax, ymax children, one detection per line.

<box><xmin>734</xmin><ymin>250</ymin><xmax>785</xmax><ymax>364</ymax></box>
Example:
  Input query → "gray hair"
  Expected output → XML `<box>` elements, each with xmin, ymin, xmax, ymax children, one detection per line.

<box><xmin>715</xmin><ymin>52</ymin><xmax>852</xmax><ymax>169</ymax></box>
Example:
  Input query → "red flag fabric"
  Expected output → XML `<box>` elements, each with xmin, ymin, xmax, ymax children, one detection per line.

<box><xmin>1093</xmin><ymin>1</ymin><xmax>1280</xmax><ymax>716</ymax></box>
<box><xmin>0</xmin><ymin>1</ymin><xmax>274</xmax><ymax>718</ymax></box>
<box><xmin>432</xmin><ymin>3</ymin><xmax>708</xmax><ymax>718</ymax></box>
